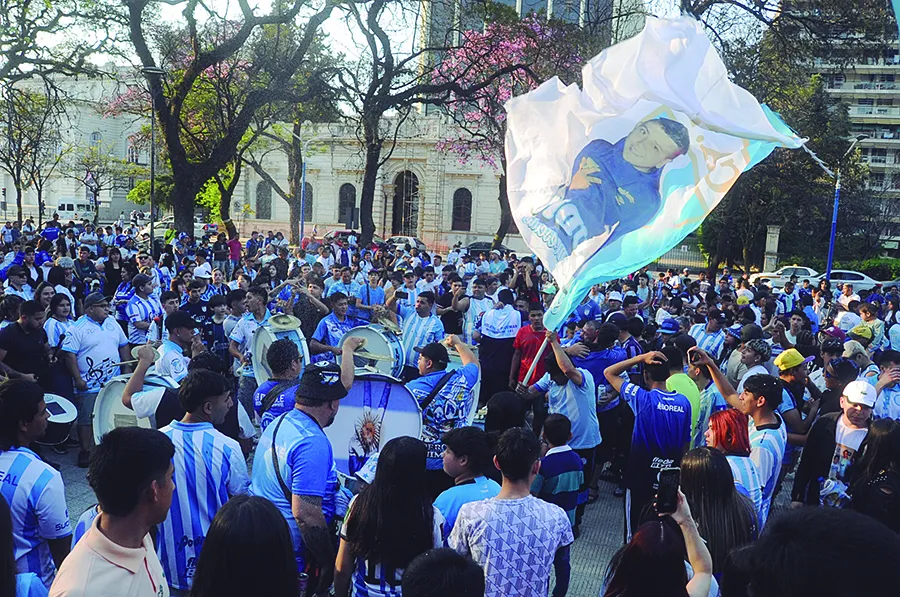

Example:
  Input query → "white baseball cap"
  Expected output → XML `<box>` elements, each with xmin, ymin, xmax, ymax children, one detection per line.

<box><xmin>194</xmin><ymin>263</ymin><xmax>213</xmax><ymax>279</ymax></box>
<box><xmin>607</xmin><ymin>291</ymin><xmax>623</xmax><ymax>302</ymax></box>
<box><xmin>842</xmin><ymin>380</ymin><xmax>877</xmax><ymax>408</ymax></box>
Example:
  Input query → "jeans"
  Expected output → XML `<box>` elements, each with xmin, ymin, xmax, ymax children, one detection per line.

<box><xmin>236</xmin><ymin>376</ymin><xmax>258</xmax><ymax>422</ymax></box>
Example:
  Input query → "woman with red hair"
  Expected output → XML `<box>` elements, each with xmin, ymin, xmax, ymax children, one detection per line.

<box><xmin>706</xmin><ymin>409</ymin><xmax>766</xmax><ymax>527</ymax></box>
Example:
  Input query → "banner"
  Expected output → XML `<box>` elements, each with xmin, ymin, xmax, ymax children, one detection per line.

<box><xmin>504</xmin><ymin>17</ymin><xmax>804</xmax><ymax>329</ymax></box>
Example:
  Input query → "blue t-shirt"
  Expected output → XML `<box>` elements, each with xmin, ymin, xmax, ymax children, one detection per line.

<box><xmin>523</xmin><ymin>137</ymin><xmax>663</xmax><ymax>259</ymax></box>
<box><xmin>533</xmin><ymin>369</ymin><xmax>602</xmax><ymax>450</ymax></box>
<box><xmin>253</xmin><ymin>379</ymin><xmax>300</xmax><ymax>431</ymax></box>
<box><xmin>620</xmin><ymin>381</ymin><xmax>691</xmax><ymax>495</ymax></box>
<box><xmin>406</xmin><ymin>364</ymin><xmax>480</xmax><ymax>470</ymax></box>
<box><xmin>250</xmin><ymin>409</ymin><xmax>338</xmax><ymax>572</ymax></box>
<box><xmin>354</xmin><ymin>284</ymin><xmax>386</xmax><ymax>322</ymax></box>
<box><xmin>571</xmin><ymin>346</ymin><xmax>627</xmax><ymax>412</ymax></box>
<box><xmin>434</xmin><ymin>476</ymin><xmax>501</xmax><ymax>538</ymax></box>
<box><xmin>311</xmin><ymin>313</ymin><xmax>362</xmax><ymax>363</ymax></box>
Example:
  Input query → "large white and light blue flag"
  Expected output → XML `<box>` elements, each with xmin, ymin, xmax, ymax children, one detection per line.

<box><xmin>505</xmin><ymin>17</ymin><xmax>804</xmax><ymax>329</ymax></box>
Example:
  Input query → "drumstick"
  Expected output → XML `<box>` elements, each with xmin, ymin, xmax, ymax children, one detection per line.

<box><xmin>110</xmin><ymin>358</ymin><xmax>141</xmax><ymax>367</ymax></box>
<box><xmin>354</xmin><ymin>350</ymin><xmax>394</xmax><ymax>361</ymax></box>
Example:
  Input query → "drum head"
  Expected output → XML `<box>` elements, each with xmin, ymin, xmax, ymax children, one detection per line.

<box><xmin>252</xmin><ymin>325</ymin><xmax>311</xmax><ymax>385</ymax></box>
<box><xmin>93</xmin><ymin>375</ymin><xmax>153</xmax><ymax>444</ymax></box>
<box><xmin>35</xmin><ymin>394</ymin><xmax>78</xmax><ymax>446</ymax></box>
<box><xmin>337</xmin><ymin>325</ymin><xmax>404</xmax><ymax>378</ymax></box>
<box><xmin>325</xmin><ymin>373</ymin><xmax>422</xmax><ymax>477</ymax></box>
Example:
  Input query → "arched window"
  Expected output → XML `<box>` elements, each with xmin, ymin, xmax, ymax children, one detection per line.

<box><xmin>89</xmin><ymin>131</ymin><xmax>102</xmax><ymax>146</ymax></box>
<box><xmin>391</xmin><ymin>171</ymin><xmax>419</xmax><ymax>236</ymax></box>
<box><xmin>338</xmin><ymin>183</ymin><xmax>356</xmax><ymax>228</ymax></box>
<box><xmin>302</xmin><ymin>182</ymin><xmax>313</xmax><ymax>222</ymax></box>
<box><xmin>256</xmin><ymin>181</ymin><xmax>272</xmax><ymax>219</ymax></box>
<box><xmin>451</xmin><ymin>188</ymin><xmax>472</xmax><ymax>231</ymax></box>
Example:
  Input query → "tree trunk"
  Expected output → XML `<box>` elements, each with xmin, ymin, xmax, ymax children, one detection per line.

<box><xmin>492</xmin><ymin>156</ymin><xmax>511</xmax><ymax>250</ymax></box>
<box><xmin>359</xmin><ymin>124</ymin><xmax>383</xmax><ymax>247</ymax></box>
<box><xmin>287</xmin><ymin>120</ymin><xmax>302</xmax><ymax>245</ymax></box>
<box><xmin>14</xmin><ymin>185</ymin><xmax>23</xmax><ymax>223</ymax></box>
<box><xmin>172</xmin><ymin>176</ymin><xmax>203</xmax><ymax>238</ymax></box>
<box><xmin>742</xmin><ymin>244</ymin><xmax>752</xmax><ymax>274</ymax></box>
<box><xmin>36</xmin><ymin>188</ymin><xmax>43</xmax><ymax>227</ymax></box>
<box><xmin>92</xmin><ymin>190</ymin><xmax>100</xmax><ymax>226</ymax></box>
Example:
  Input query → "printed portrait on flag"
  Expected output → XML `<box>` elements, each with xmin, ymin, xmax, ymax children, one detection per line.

<box><xmin>506</xmin><ymin>17</ymin><xmax>805</xmax><ymax>329</ymax></box>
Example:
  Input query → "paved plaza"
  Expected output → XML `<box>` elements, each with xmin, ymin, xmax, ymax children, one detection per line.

<box><xmin>53</xmin><ymin>445</ymin><xmax>623</xmax><ymax>597</ymax></box>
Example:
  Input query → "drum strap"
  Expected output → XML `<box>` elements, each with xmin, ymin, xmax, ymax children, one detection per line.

<box><xmin>271</xmin><ymin>414</ymin><xmax>293</xmax><ymax>503</ymax></box>
<box><xmin>261</xmin><ymin>379</ymin><xmax>301</xmax><ymax>416</ymax></box>
<box><xmin>419</xmin><ymin>371</ymin><xmax>456</xmax><ymax>411</ymax></box>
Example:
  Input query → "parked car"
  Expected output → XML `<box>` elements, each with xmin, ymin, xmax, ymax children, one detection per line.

<box><xmin>465</xmin><ymin>241</ymin><xmax>511</xmax><ymax>254</ymax></box>
<box><xmin>817</xmin><ymin>270</ymin><xmax>882</xmax><ymax>292</ymax></box>
<box><xmin>323</xmin><ymin>229</ymin><xmax>384</xmax><ymax>245</ymax></box>
<box><xmin>749</xmin><ymin>265</ymin><xmax>819</xmax><ymax>289</ymax></box>
<box><xmin>385</xmin><ymin>235</ymin><xmax>427</xmax><ymax>252</ymax></box>
<box><xmin>139</xmin><ymin>217</ymin><xmax>206</xmax><ymax>240</ymax></box>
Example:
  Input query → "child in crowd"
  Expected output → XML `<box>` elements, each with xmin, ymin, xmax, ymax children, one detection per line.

<box><xmin>531</xmin><ymin>414</ymin><xmax>584</xmax><ymax>529</ymax></box>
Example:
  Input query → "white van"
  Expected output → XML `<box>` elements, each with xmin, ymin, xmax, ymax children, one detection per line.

<box><xmin>53</xmin><ymin>199</ymin><xmax>92</xmax><ymax>222</ymax></box>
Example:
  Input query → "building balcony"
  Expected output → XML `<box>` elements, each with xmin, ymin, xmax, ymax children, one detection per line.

<box><xmin>851</xmin><ymin>107</ymin><xmax>900</xmax><ymax>120</ymax></box>
<box><xmin>827</xmin><ymin>82</ymin><xmax>898</xmax><ymax>93</ymax></box>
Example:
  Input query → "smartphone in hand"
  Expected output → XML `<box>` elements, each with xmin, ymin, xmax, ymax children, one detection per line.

<box><xmin>655</xmin><ymin>467</ymin><xmax>681</xmax><ymax>514</ymax></box>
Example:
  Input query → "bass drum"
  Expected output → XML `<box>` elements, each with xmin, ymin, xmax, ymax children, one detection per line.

<box><xmin>251</xmin><ymin>326</ymin><xmax>311</xmax><ymax>385</ymax></box>
<box><xmin>36</xmin><ymin>394</ymin><xmax>78</xmax><ymax>446</ymax></box>
<box><xmin>325</xmin><ymin>373</ymin><xmax>422</xmax><ymax>477</ymax></box>
<box><xmin>337</xmin><ymin>325</ymin><xmax>405</xmax><ymax>379</ymax></box>
<box><xmin>92</xmin><ymin>374</ymin><xmax>177</xmax><ymax>444</ymax></box>
<box><xmin>446</xmin><ymin>345</ymin><xmax>480</xmax><ymax>426</ymax></box>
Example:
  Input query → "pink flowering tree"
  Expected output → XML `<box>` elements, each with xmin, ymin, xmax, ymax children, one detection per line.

<box><xmin>436</xmin><ymin>16</ymin><xmax>584</xmax><ymax>247</ymax></box>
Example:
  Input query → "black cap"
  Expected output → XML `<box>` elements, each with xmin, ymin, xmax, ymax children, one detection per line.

<box><xmin>296</xmin><ymin>362</ymin><xmax>348</xmax><ymax>402</ymax></box>
<box><xmin>606</xmin><ymin>311</ymin><xmax>628</xmax><ymax>330</ymax></box>
<box><xmin>132</xmin><ymin>273</ymin><xmax>153</xmax><ymax>289</ymax></box>
<box><xmin>414</xmin><ymin>342</ymin><xmax>449</xmax><ymax>365</ymax></box>
<box><xmin>165</xmin><ymin>310</ymin><xmax>199</xmax><ymax>330</ymax></box>
<box><xmin>82</xmin><ymin>292</ymin><xmax>110</xmax><ymax>308</ymax></box>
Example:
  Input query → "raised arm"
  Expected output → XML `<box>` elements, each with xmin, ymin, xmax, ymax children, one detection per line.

<box><xmin>687</xmin><ymin>347</ymin><xmax>740</xmax><ymax>408</ymax></box>
<box><xmin>122</xmin><ymin>345</ymin><xmax>155</xmax><ymax>410</ymax></box>
<box><xmin>340</xmin><ymin>337</ymin><xmax>364</xmax><ymax>389</ymax></box>
<box><xmin>547</xmin><ymin>330</ymin><xmax>582</xmax><ymax>386</ymax></box>
<box><xmin>604</xmin><ymin>352</ymin><xmax>666</xmax><ymax>393</ymax></box>
<box><xmin>446</xmin><ymin>334</ymin><xmax>478</xmax><ymax>369</ymax></box>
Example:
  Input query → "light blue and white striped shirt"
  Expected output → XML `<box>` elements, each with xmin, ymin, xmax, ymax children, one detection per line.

<box><xmin>0</xmin><ymin>447</ymin><xmax>70</xmax><ymax>587</ymax></box>
<box><xmin>397</xmin><ymin>304</ymin><xmax>445</xmax><ymax>366</ymax></box>
<box><xmin>158</xmin><ymin>421</ymin><xmax>249</xmax><ymax>590</ymax></box>
<box><xmin>125</xmin><ymin>293</ymin><xmax>164</xmax><ymax>345</ymax></box>
<box><xmin>726</xmin><ymin>454</ymin><xmax>765</xmax><ymax>528</ymax></box>
<box><xmin>42</xmin><ymin>317</ymin><xmax>71</xmax><ymax>349</ymax></box>
<box><xmin>748</xmin><ymin>415</ymin><xmax>787</xmax><ymax>526</ymax></box>
<box><xmin>693</xmin><ymin>381</ymin><xmax>729</xmax><ymax>448</ymax></box>
<box><xmin>689</xmin><ymin>323</ymin><xmax>726</xmax><ymax>361</ymax></box>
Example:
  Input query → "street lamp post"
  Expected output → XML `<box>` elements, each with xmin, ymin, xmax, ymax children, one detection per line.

<box><xmin>141</xmin><ymin>66</ymin><xmax>165</xmax><ymax>256</ymax></box>
<box><xmin>824</xmin><ymin>134</ymin><xmax>869</xmax><ymax>282</ymax></box>
<box><xmin>290</xmin><ymin>124</ymin><xmax>317</xmax><ymax>242</ymax></box>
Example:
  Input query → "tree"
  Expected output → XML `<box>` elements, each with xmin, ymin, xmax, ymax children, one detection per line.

<box><xmin>436</xmin><ymin>14</ymin><xmax>584</xmax><ymax>248</ymax></box>
<box><xmin>69</xmin><ymin>142</ymin><xmax>144</xmax><ymax>225</ymax></box>
<box><xmin>0</xmin><ymin>84</ymin><xmax>65</xmax><ymax>222</ymax></box>
<box><xmin>125</xmin><ymin>0</ymin><xmax>338</xmax><ymax>236</ymax></box>
<box><xmin>337</xmin><ymin>0</ymin><xmax>538</xmax><ymax>246</ymax></box>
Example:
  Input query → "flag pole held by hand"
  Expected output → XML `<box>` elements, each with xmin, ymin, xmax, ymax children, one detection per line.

<box><xmin>522</xmin><ymin>337</ymin><xmax>549</xmax><ymax>387</ymax></box>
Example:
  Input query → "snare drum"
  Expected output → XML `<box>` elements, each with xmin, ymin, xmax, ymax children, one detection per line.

<box><xmin>337</xmin><ymin>325</ymin><xmax>405</xmax><ymax>378</ymax></box>
<box><xmin>36</xmin><ymin>394</ymin><xmax>78</xmax><ymax>446</ymax></box>
<box><xmin>93</xmin><ymin>374</ymin><xmax>176</xmax><ymax>444</ymax></box>
<box><xmin>325</xmin><ymin>373</ymin><xmax>422</xmax><ymax>477</ymax></box>
<box><xmin>447</xmin><ymin>345</ymin><xmax>481</xmax><ymax>426</ymax></box>
<box><xmin>251</xmin><ymin>325</ymin><xmax>311</xmax><ymax>385</ymax></box>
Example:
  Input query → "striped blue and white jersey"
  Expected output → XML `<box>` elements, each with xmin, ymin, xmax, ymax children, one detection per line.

<box><xmin>397</xmin><ymin>304</ymin><xmax>445</xmax><ymax>366</ymax></box>
<box><xmin>693</xmin><ymin>382</ymin><xmax>729</xmax><ymax>448</ymax></box>
<box><xmin>228</xmin><ymin>310</ymin><xmax>270</xmax><ymax>377</ymax></box>
<box><xmin>43</xmin><ymin>317</ymin><xmax>71</xmax><ymax>349</ymax></box>
<box><xmin>0</xmin><ymin>447</ymin><xmax>70</xmax><ymax>587</ymax></box>
<box><xmin>158</xmin><ymin>421</ymin><xmax>249</xmax><ymax>590</ymax></box>
<box><xmin>726</xmin><ymin>454</ymin><xmax>765</xmax><ymax>528</ymax></box>
<box><xmin>341</xmin><ymin>495</ymin><xmax>444</xmax><ymax>597</ymax></box>
<box><xmin>688</xmin><ymin>324</ymin><xmax>726</xmax><ymax>360</ymax></box>
<box><xmin>462</xmin><ymin>296</ymin><xmax>494</xmax><ymax>345</ymax></box>
<box><xmin>70</xmin><ymin>505</ymin><xmax>100</xmax><ymax>548</ymax></box>
<box><xmin>748</xmin><ymin>414</ymin><xmax>787</xmax><ymax>525</ymax></box>
<box><xmin>125</xmin><ymin>294</ymin><xmax>164</xmax><ymax>345</ymax></box>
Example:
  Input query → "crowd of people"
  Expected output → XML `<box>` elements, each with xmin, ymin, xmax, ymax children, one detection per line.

<box><xmin>1</xmin><ymin>215</ymin><xmax>900</xmax><ymax>597</ymax></box>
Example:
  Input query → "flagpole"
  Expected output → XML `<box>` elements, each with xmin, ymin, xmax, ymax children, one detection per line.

<box><xmin>521</xmin><ymin>337</ymin><xmax>549</xmax><ymax>387</ymax></box>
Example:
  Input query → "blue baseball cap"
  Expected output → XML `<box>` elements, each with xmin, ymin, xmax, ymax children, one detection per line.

<box><xmin>659</xmin><ymin>319</ymin><xmax>680</xmax><ymax>335</ymax></box>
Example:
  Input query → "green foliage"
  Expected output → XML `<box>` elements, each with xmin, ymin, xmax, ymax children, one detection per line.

<box><xmin>126</xmin><ymin>175</ymin><xmax>174</xmax><ymax>207</ymax></box>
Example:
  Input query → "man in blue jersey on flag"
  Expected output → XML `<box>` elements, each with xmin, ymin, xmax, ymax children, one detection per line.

<box><xmin>603</xmin><ymin>347</ymin><xmax>692</xmax><ymax>541</ymax></box>
<box><xmin>524</xmin><ymin>118</ymin><xmax>690</xmax><ymax>261</ymax></box>
<box><xmin>250</xmin><ymin>345</ymin><xmax>360</xmax><ymax>596</ymax></box>
<box><xmin>157</xmin><ymin>368</ymin><xmax>249</xmax><ymax>595</ymax></box>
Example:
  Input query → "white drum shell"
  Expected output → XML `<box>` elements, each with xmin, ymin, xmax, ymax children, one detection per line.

<box><xmin>36</xmin><ymin>393</ymin><xmax>77</xmax><ymax>446</ymax></box>
<box><xmin>92</xmin><ymin>374</ymin><xmax>176</xmax><ymax>444</ymax></box>
<box><xmin>251</xmin><ymin>326</ymin><xmax>311</xmax><ymax>385</ymax></box>
<box><xmin>337</xmin><ymin>325</ymin><xmax>405</xmax><ymax>378</ymax></box>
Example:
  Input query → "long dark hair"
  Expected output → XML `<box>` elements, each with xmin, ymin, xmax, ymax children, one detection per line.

<box><xmin>187</xmin><ymin>495</ymin><xmax>297</xmax><ymax>597</ymax></box>
<box><xmin>603</xmin><ymin>518</ymin><xmax>689</xmax><ymax>597</ymax></box>
<box><xmin>851</xmin><ymin>418</ymin><xmax>900</xmax><ymax>491</ymax></box>
<box><xmin>344</xmin><ymin>436</ymin><xmax>434</xmax><ymax>570</ymax></box>
<box><xmin>680</xmin><ymin>447</ymin><xmax>757</xmax><ymax>575</ymax></box>
<box><xmin>0</xmin><ymin>495</ymin><xmax>15</xmax><ymax>597</ymax></box>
